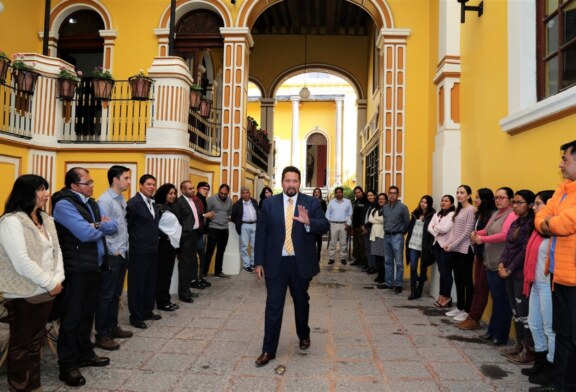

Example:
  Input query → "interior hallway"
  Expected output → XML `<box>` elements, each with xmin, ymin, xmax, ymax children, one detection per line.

<box><xmin>15</xmin><ymin>247</ymin><xmax>532</xmax><ymax>391</ymax></box>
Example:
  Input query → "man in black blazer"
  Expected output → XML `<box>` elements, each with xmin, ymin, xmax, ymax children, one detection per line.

<box><xmin>254</xmin><ymin>166</ymin><xmax>329</xmax><ymax>367</ymax></box>
<box><xmin>126</xmin><ymin>174</ymin><xmax>161</xmax><ymax>329</ymax></box>
<box><xmin>172</xmin><ymin>180</ymin><xmax>202</xmax><ymax>302</ymax></box>
<box><xmin>231</xmin><ymin>186</ymin><xmax>259</xmax><ymax>272</ymax></box>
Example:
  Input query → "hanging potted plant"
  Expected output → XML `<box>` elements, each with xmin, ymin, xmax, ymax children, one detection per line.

<box><xmin>92</xmin><ymin>65</ymin><xmax>115</xmax><ymax>100</ymax></box>
<box><xmin>11</xmin><ymin>54</ymin><xmax>39</xmax><ymax>94</ymax></box>
<box><xmin>189</xmin><ymin>84</ymin><xmax>202</xmax><ymax>110</ymax></box>
<box><xmin>128</xmin><ymin>69</ymin><xmax>153</xmax><ymax>100</ymax></box>
<box><xmin>0</xmin><ymin>50</ymin><xmax>10</xmax><ymax>84</ymax></box>
<box><xmin>199</xmin><ymin>96</ymin><xmax>212</xmax><ymax>118</ymax></box>
<box><xmin>57</xmin><ymin>67</ymin><xmax>81</xmax><ymax>101</ymax></box>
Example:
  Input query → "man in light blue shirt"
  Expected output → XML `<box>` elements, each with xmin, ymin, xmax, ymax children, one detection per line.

<box><xmin>325</xmin><ymin>187</ymin><xmax>352</xmax><ymax>265</ymax></box>
<box><xmin>95</xmin><ymin>165</ymin><xmax>133</xmax><ymax>351</ymax></box>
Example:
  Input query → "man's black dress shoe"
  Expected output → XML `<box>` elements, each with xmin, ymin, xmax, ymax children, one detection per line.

<box><xmin>159</xmin><ymin>304</ymin><xmax>176</xmax><ymax>312</ymax></box>
<box><xmin>478</xmin><ymin>333</ymin><xmax>493</xmax><ymax>342</ymax></box>
<box><xmin>199</xmin><ymin>279</ymin><xmax>212</xmax><ymax>287</ymax></box>
<box><xmin>130</xmin><ymin>320</ymin><xmax>147</xmax><ymax>329</ymax></box>
<box><xmin>179</xmin><ymin>296</ymin><xmax>194</xmax><ymax>303</ymax></box>
<box><xmin>190</xmin><ymin>280</ymin><xmax>206</xmax><ymax>290</ymax></box>
<box><xmin>328</xmin><ymin>259</ymin><xmax>335</xmax><ymax>264</ymax></box>
<box><xmin>299</xmin><ymin>339</ymin><xmax>310</xmax><ymax>350</ymax></box>
<box><xmin>489</xmin><ymin>338</ymin><xmax>506</xmax><ymax>347</ymax></box>
<box><xmin>169</xmin><ymin>303</ymin><xmax>180</xmax><ymax>309</ymax></box>
<box><xmin>394</xmin><ymin>286</ymin><xmax>403</xmax><ymax>294</ymax></box>
<box><xmin>79</xmin><ymin>355</ymin><xmax>110</xmax><ymax>368</ymax></box>
<box><xmin>255</xmin><ymin>352</ymin><xmax>276</xmax><ymax>367</ymax></box>
<box><xmin>59</xmin><ymin>369</ymin><xmax>86</xmax><ymax>387</ymax></box>
<box><xmin>376</xmin><ymin>284</ymin><xmax>393</xmax><ymax>289</ymax></box>
<box><xmin>143</xmin><ymin>313</ymin><xmax>162</xmax><ymax>321</ymax></box>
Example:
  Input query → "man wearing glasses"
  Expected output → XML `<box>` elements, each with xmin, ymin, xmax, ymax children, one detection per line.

<box><xmin>52</xmin><ymin>167</ymin><xmax>118</xmax><ymax>387</ymax></box>
<box><xmin>204</xmin><ymin>184</ymin><xmax>233</xmax><ymax>278</ymax></box>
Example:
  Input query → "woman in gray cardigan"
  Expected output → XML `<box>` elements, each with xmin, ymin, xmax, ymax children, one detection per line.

<box><xmin>0</xmin><ymin>175</ymin><xmax>64</xmax><ymax>391</ymax></box>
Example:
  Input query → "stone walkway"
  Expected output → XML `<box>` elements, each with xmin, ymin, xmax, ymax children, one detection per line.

<box><xmin>3</xmin><ymin>257</ymin><xmax>532</xmax><ymax>391</ymax></box>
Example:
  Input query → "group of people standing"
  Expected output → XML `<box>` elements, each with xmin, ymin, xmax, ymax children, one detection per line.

<box><xmin>0</xmin><ymin>165</ymin><xmax>239</xmax><ymax>390</ymax></box>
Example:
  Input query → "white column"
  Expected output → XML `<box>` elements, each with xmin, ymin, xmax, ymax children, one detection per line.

<box><xmin>290</xmin><ymin>96</ymin><xmax>301</xmax><ymax>166</ymax></box>
<box><xmin>355</xmin><ymin>99</ymin><xmax>367</xmax><ymax>188</ymax></box>
<box><xmin>334</xmin><ymin>97</ymin><xmax>344</xmax><ymax>185</ymax></box>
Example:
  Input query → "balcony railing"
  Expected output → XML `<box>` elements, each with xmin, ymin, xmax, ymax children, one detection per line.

<box><xmin>59</xmin><ymin>78</ymin><xmax>153</xmax><ymax>143</ymax></box>
<box><xmin>188</xmin><ymin>107</ymin><xmax>221</xmax><ymax>157</ymax></box>
<box><xmin>0</xmin><ymin>72</ymin><xmax>33</xmax><ymax>139</ymax></box>
<box><xmin>247</xmin><ymin>134</ymin><xmax>269</xmax><ymax>171</ymax></box>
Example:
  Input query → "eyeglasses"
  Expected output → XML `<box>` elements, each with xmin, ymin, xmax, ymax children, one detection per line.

<box><xmin>493</xmin><ymin>196</ymin><xmax>509</xmax><ymax>201</ymax></box>
<box><xmin>510</xmin><ymin>200</ymin><xmax>528</xmax><ymax>205</ymax></box>
<box><xmin>76</xmin><ymin>180</ymin><xmax>95</xmax><ymax>186</ymax></box>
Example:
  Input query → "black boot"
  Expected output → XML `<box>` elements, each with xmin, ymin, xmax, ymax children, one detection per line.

<box><xmin>414</xmin><ymin>282</ymin><xmax>423</xmax><ymax>299</ymax></box>
<box><xmin>529</xmin><ymin>361</ymin><xmax>553</xmax><ymax>386</ymax></box>
<box><xmin>408</xmin><ymin>287</ymin><xmax>417</xmax><ymax>300</ymax></box>
<box><xmin>522</xmin><ymin>351</ymin><xmax>547</xmax><ymax>376</ymax></box>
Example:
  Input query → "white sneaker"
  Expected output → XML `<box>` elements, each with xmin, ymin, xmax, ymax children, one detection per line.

<box><xmin>453</xmin><ymin>311</ymin><xmax>468</xmax><ymax>321</ymax></box>
<box><xmin>445</xmin><ymin>307</ymin><xmax>460</xmax><ymax>317</ymax></box>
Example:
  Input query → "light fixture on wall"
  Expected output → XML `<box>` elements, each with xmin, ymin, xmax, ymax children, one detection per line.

<box><xmin>299</xmin><ymin>32</ymin><xmax>310</xmax><ymax>99</ymax></box>
<box><xmin>457</xmin><ymin>0</ymin><xmax>483</xmax><ymax>23</ymax></box>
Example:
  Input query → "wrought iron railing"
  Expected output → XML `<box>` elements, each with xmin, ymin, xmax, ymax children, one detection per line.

<box><xmin>0</xmin><ymin>71</ymin><xmax>33</xmax><ymax>139</ymax></box>
<box><xmin>247</xmin><ymin>134</ymin><xmax>269</xmax><ymax>171</ymax></box>
<box><xmin>188</xmin><ymin>107</ymin><xmax>221</xmax><ymax>157</ymax></box>
<box><xmin>59</xmin><ymin>78</ymin><xmax>153</xmax><ymax>143</ymax></box>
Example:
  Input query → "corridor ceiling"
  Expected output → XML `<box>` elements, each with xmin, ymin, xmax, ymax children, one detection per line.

<box><xmin>251</xmin><ymin>0</ymin><xmax>373</xmax><ymax>35</ymax></box>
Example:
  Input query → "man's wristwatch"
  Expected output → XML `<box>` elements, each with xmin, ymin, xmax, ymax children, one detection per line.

<box><xmin>94</xmin><ymin>222</ymin><xmax>101</xmax><ymax>229</ymax></box>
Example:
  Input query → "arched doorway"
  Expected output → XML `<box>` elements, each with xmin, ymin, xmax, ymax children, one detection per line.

<box><xmin>306</xmin><ymin>132</ymin><xmax>327</xmax><ymax>188</ymax></box>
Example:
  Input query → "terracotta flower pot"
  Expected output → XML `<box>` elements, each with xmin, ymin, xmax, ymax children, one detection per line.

<box><xmin>199</xmin><ymin>98</ymin><xmax>212</xmax><ymax>118</ymax></box>
<box><xmin>92</xmin><ymin>78</ymin><xmax>115</xmax><ymax>100</ymax></box>
<box><xmin>189</xmin><ymin>87</ymin><xmax>202</xmax><ymax>110</ymax></box>
<box><xmin>13</xmin><ymin>69</ymin><xmax>40</xmax><ymax>94</ymax></box>
<box><xmin>129</xmin><ymin>76</ymin><xmax>152</xmax><ymax>100</ymax></box>
<box><xmin>58</xmin><ymin>78</ymin><xmax>78</xmax><ymax>101</ymax></box>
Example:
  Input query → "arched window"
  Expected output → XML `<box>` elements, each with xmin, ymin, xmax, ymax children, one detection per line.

<box><xmin>57</xmin><ymin>10</ymin><xmax>105</xmax><ymax>73</ymax></box>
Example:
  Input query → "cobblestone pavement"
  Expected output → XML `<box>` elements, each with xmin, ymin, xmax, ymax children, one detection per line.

<box><xmin>3</xmin><ymin>255</ymin><xmax>532</xmax><ymax>391</ymax></box>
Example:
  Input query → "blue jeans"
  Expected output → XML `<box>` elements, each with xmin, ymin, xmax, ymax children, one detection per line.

<box><xmin>240</xmin><ymin>223</ymin><xmax>256</xmax><ymax>268</ymax></box>
<box><xmin>95</xmin><ymin>254</ymin><xmax>127</xmax><ymax>337</ymax></box>
<box><xmin>434</xmin><ymin>244</ymin><xmax>453</xmax><ymax>298</ymax></box>
<box><xmin>529</xmin><ymin>278</ymin><xmax>555</xmax><ymax>362</ymax></box>
<box><xmin>384</xmin><ymin>234</ymin><xmax>404</xmax><ymax>287</ymax></box>
<box><xmin>408</xmin><ymin>248</ymin><xmax>427</xmax><ymax>289</ymax></box>
<box><xmin>486</xmin><ymin>270</ymin><xmax>512</xmax><ymax>342</ymax></box>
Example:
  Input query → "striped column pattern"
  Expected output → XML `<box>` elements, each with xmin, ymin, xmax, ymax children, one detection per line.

<box><xmin>219</xmin><ymin>27</ymin><xmax>253</xmax><ymax>199</ymax></box>
<box><xmin>378</xmin><ymin>29</ymin><xmax>410</xmax><ymax>195</ymax></box>
<box><xmin>146</xmin><ymin>154</ymin><xmax>189</xmax><ymax>187</ymax></box>
<box><xmin>30</xmin><ymin>150</ymin><xmax>56</xmax><ymax>210</ymax></box>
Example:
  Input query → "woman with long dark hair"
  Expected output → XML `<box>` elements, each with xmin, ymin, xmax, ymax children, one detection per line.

<box><xmin>428</xmin><ymin>195</ymin><xmax>455</xmax><ymax>307</ymax></box>
<box><xmin>474</xmin><ymin>187</ymin><xmax>516</xmax><ymax>347</ymax></box>
<box><xmin>444</xmin><ymin>185</ymin><xmax>476</xmax><ymax>322</ymax></box>
<box><xmin>405</xmin><ymin>195</ymin><xmax>436</xmax><ymax>300</ymax></box>
<box><xmin>155</xmin><ymin>183</ymin><xmax>182</xmax><ymax>312</ymax></box>
<box><xmin>499</xmin><ymin>189</ymin><xmax>536</xmax><ymax>364</ymax></box>
<box><xmin>312</xmin><ymin>187</ymin><xmax>327</xmax><ymax>261</ymax></box>
<box><xmin>362</xmin><ymin>190</ymin><xmax>377</xmax><ymax>274</ymax></box>
<box><xmin>522</xmin><ymin>190</ymin><xmax>555</xmax><ymax>385</ymax></box>
<box><xmin>457</xmin><ymin>188</ymin><xmax>496</xmax><ymax>330</ymax></box>
<box><xmin>370</xmin><ymin>192</ymin><xmax>388</xmax><ymax>285</ymax></box>
<box><xmin>0</xmin><ymin>175</ymin><xmax>64</xmax><ymax>391</ymax></box>
<box><xmin>258</xmin><ymin>186</ymin><xmax>273</xmax><ymax>209</ymax></box>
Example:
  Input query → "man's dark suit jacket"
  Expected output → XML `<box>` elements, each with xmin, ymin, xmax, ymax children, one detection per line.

<box><xmin>255</xmin><ymin>192</ymin><xmax>329</xmax><ymax>279</ymax></box>
<box><xmin>173</xmin><ymin>195</ymin><xmax>198</xmax><ymax>235</ymax></box>
<box><xmin>231</xmin><ymin>198</ymin><xmax>259</xmax><ymax>235</ymax></box>
<box><xmin>126</xmin><ymin>193</ymin><xmax>160</xmax><ymax>253</ymax></box>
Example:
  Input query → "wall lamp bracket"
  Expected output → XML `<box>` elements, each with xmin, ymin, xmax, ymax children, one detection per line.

<box><xmin>457</xmin><ymin>0</ymin><xmax>483</xmax><ymax>23</ymax></box>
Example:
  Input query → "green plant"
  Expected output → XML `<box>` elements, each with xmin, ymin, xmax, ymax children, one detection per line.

<box><xmin>247</xmin><ymin>115</ymin><xmax>258</xmax><ymax>128</ymax></box>
<box><xmin>191</xmin><ymin>83</ymin><xmax>202</xmax><ymax>91</ymax></box>
<box><xmin>11</xmin><ymin>54</ymin><xmax>35</xmax><ymax>72</ymax></box>
<box><xmin>93</xmin><ymin>66</ymin><xmax>114</xmax><ymax>80</ymax></box>
<box><xmin>0</xmin><ymin>50</ymin><xmax>8</xmax><ymax>60</ymax></box>
<box><xmin>131</xmin><ymin>69</ymin><xmax>151</xmax><ymax>80</ymax></box>
<box><xmin>58</xmin><ymin>67</ymin><xmax>81</xmax><ymax>82</ymax></box>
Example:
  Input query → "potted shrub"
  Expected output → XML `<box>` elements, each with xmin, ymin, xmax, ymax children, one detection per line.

<box><xmin>0</xmin><ymin>50</ymin><xmax>10</xmax><ymax>84</ymax></box>
<box><xmin>57</xmin><ymin>67</ymin><xmax>81</xmax><ymax>101</ymax></box>
<box><xmin>11</xmin><ymin>54</ymin><xmax>39</xmax><ymax>94</ymax></box>
<box><xmin>247</xmin><ymin>116</ymin><xmax>258</xmax><ymax>136</ymax></box>
<box><xmin>128</xmin><ymin>69</ymin><xmax>153</xmax><ymax>100</ymax></box>
<box><xmin>92</xmin><ymin>66</ymin><xmax>115</xmax><ymax>100</ymax></box>
<box><xmin>189</xmin><ymin>84</ymin><xmax>202</xmax><ymax>110</ymax></box>
<box><xmin>199</xmin><ymin>96</ymin><xmax>212</xmax><ymax>118</ymax></box>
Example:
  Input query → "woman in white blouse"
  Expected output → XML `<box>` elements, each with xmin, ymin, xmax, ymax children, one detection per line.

<box><xmin>0</xmin><ymin>174</ymin><xmax>64</xmax><ymax>392</ymax></box>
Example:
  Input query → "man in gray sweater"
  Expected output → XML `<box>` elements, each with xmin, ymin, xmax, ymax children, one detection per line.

<box><xmin>203</xmin><ymin>184</ymin><xmax>233</xmax><ymax>278</ymax></box>
<box><xmin>382</xmin><ymin>186</ymin><xmax>410</xmax><ymax>293</ymax></box>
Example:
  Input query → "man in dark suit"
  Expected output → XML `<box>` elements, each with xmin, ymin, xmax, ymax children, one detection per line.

<box><xmin>126</xmin><ymin>174</ymin><xmax>161</xmax><ymax>329</ymax></box>
<box><xmin>172</xmin><ymin>180</ymin><xmax>202</xmax><ymax>302</ymax></box>
<box><xmin>254</xmin><ymin>166</ymin><xmax>329</xmax><ymax>367</ymax></box>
